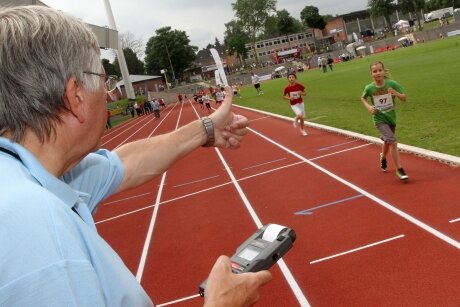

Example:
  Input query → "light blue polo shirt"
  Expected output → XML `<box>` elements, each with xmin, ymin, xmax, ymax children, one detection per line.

<box><xmin>0</xmin><ymin>137</ymin><xmax>153</xmax><ymax>306</ymax></box>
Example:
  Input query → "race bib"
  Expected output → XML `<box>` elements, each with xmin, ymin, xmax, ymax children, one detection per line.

<box><xmin>373</xmin><ymin>93</ymin><xmax>394</xmax><ymax>112</ymax></box>
<box><xmin>290</xmin><ymin>92</ymin><xmax>300</xmax><ymax>100</ymax></box>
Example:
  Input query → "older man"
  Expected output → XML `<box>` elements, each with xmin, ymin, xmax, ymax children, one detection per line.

<box><xmin>0</xmin><ymin>6</ymin><xmax>271</xmax><ymax>306</ymax></box>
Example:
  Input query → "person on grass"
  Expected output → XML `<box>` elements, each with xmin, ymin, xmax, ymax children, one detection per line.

<box><xmin>251</xmin><ymin>72</ymin><xmax>264</xmax><ymax>95</ymax></box>
<box><xmin>360</xmin><ymin>61</ymin><xmax>409</xmax><ymax>180</ymax></box>
<box><xmin>282</xmin><ymin>72</ymin><xmax>308</xmax><ymax>136</ymax></box>
<box><xmin>0</xmin><ymin>6</ymin><xmax>271</xmax><ymax>306</ymax></box>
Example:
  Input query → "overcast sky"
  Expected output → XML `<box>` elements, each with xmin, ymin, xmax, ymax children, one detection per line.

<box><xmin>42</xmin><ymin>0</ymin><xmax>367</xmax><ymax>59</ymax></box>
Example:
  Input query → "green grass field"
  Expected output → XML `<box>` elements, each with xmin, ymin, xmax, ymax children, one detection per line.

<box><xmin>235</xmin><ymin>35</ymin><xmax>460</xmax><ymax>157</ymax></box>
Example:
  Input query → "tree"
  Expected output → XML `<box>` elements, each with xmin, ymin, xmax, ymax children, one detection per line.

<box><xmin>367</xmin><ymin>0</ymin><xmax>397</xmax><ymax>29</ymax></box>
<box><xmin>224</xmin><ymin>20</ymin><xmax>250</xmax><ymax>67</ymax></box>
<box><xmin>111</xmin><ymin>32</ymin><xmax>144</xmax><ymax>60</ymax></box>
<box><xmin>214</xmin><ymin>37</ymin><xmax>223</xmax><ymax>49</ymax></box>
<box><xmin>398</xmin><ymin>0</ymin><xmax>425</xmax><ymax>29</ymax></box>
<box><xmin>425</xmin><ymin>0</ymin><xmax>458</xmax><ymax>10</ymax></box>
<box><xmin>263</xmin><ymin>15</ymin><xmax>280</xmax><ymax>39</ymax></box>
<box><xmin>112</xmin><ymin>48</ymin><xmax>145</xmax><ymax>76</ymax></box>
<box><xmin>232</xmin><ymin>0</ymin><xmax>277</xmax><ymax>64</ymax></box>
<box><xmin>262</xmin><ymin>10</ymin><xmax>303</xmax><ymax>40</ymax></box>
<box><xmin>102</xmin><ymin>59</ymin><xmax>117</xmax><ymax>76</ymax></box>
<box><xmin>300</xmin><ymin>6</ymin><xmax>327</xmax><ymax>31</ymax></box>
<box><xmin>277</xmin><ymin>9</ymin><xmax>302</xmax><ymax>35</ymax></box>
<box><xmin>144</xmin><ymin>26</ymin><xmax>197</xmax><ymax>82</ymax></box>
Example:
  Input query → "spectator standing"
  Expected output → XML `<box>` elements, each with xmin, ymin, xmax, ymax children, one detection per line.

<box><xmin>327</xmin><ymin>55</ymin><xmax>334</xmax><ymax>71</ymax></box>
<box><xmin>321</xmin><ymin>56</ymin><xmax>328</xmax><ymax>73</ymax></box>
<box><xmin>251</xmin><ymin>72</ymin><xmax>264</xmax><ymax>95</ymax></box>
<box><xmin>151</xmin><ymin>99</ymin><xmax>160</xmax><ymax>119</ymax></box>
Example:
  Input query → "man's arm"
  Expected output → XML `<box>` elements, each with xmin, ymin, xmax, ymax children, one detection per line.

<box><xmin>114</xmin><ymin>86</ymin><xmax>248</xmax><ymax>192</ymax></box>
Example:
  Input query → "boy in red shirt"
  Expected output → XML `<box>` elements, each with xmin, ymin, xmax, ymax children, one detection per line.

<box><xmin>282</xmin><ymin>72</ymin><xmax>308</xmax><ymax>136</ymax></box>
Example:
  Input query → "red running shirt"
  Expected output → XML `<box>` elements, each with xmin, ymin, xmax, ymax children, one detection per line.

<box><xmin>283</xmin><ymin>83</ymin><xmax>305</xmax><ymax>105</ymax></box>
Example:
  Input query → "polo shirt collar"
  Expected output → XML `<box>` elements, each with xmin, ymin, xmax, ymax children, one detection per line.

<box><xmin>0</xmin><ymin>137</ymin><xmax>79</xmax><ymax>209</ymax></box>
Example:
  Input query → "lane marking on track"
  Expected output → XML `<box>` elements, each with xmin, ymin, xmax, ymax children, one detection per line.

<box><xmin>248</xmin><ymin>127</ymin><xmax>460</xmax><ymax>250</ymax></box>
<box><xmin>136</xmin><ymin>172</ymin><xmax>166</xmax><ymax>282</ymax></box>
<box><xmin>156</xmin><ymin>294</ymin><xmax>200</xmax><ymax>306</ymax></box>
<box><xmin>136</xmin><ymin>102</ymin><xmax>185</xmax><ymax>283</ymax></box>
<box><xmin>103</xmin><ymin>192</ymin><xmax>152</xmax><ymax>206</ymax></box>
<box><xmin>102</xmin><ymin>104</ymin><xmax>173</xmax><ymax>141</ymax></box>
<box><xmin>213</xmin><ymin>148</ymin><xmax>311</xmax><ymax>306</ymax></box>
<box><xmin>449</xmin><ymin>217</ymin><xmax>460</xmax><ymax>223</ymax></box>
<box><xmin>95</xmin><ymin>144</ymin><xmax>373</xmax><ymax>223</ymax></box>
<box><xmin>95</xmin><ymin>204</ymin><xmax>154</xmax><ymax>224</ymax></box>
<box><xmin>295</xmin><ymin>194</ymin><xmax>364</xmax><ymax>215</ymax></box>
<box><xmin>190</xmin><ymin>101</ymin><xmax>311</xmax><ymax>307</ymax></box>
<box><xmin>318</xmin><ymin>140</ymin><xmax>359</xmax><ymax>151</ymax></box>
<box><xmin>102</xmin><ymin>113</ymin><xmax>154</xmax><ymax>146</ymax></box>
<box><xmin>241</xmin><ymin>157</ymin><xmax>287</xmax><ymax>170</ymax></box>
<box><xmin>249</xmin><ymin>115</ymin><xmax>271</xmax><ymax>122</ymax></box>
<box><xmin>113</xmin><ymin>103</ymin><xmax>178</xmax><ymax>149</ymax></box>
<box><xmin>173</xmin><ymin>175</ymin><xmax>220</xmax><ymax>188</ymax></box>
<box><xmin>310</xmin><ymin>234</ymin><xmax>405</xmax><ymax>264</ymax></box>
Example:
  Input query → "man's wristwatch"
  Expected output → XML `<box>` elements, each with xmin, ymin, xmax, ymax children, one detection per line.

<box><xmin>201</xmin><ymin>117</ymin><xmax>215</xmax><ymax>147</ymax></box>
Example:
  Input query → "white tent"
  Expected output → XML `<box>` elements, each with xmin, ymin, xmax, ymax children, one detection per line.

<box><xmin>275</xmin><ymin>66</ymin><xmax>286</xmax><ymax>72</ymax></box>
<box><xmin>394</xmin><ymin>20</ymin><xmax>410</xmax><ymax>28</ymax></box>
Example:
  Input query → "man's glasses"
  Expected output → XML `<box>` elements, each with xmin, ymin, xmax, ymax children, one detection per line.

<box><xmin>83</xmin><ymin>71</ymin><xmax>118</xmax><ymax>93</ymax></box>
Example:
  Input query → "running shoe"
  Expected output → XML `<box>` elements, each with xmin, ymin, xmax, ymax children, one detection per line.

<box><xmin>396</xmin><ymin>168</ymin><xmax>409</xmax><ymax>180</ymax></box>
<box><xmin>292</xmin><ymin>120</ymin><xmax>298</xmax><ymax>128</ymax></box>
<box><xmin>301</xmin><ymin>129</ymin><xmax>308</xmax><ymax>136</ymax></box>
<box><xmin>380</xmin><ymin>153</ymin><xmax>387</xmax><ymax>172</ymax></box>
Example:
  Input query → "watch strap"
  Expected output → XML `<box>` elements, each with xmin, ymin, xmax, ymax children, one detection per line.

<box><xmin>201</xmin><ymin>117</ymin><xmax>215</xmax><ymax>147</ymax></box>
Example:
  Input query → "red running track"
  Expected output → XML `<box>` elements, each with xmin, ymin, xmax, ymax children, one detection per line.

<box><xmin>95</xmin><ymin>100</ymin><xmax>460</xmax><ymax>306</ymax></box>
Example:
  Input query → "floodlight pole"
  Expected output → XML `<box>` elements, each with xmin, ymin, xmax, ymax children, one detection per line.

<box><xmin>165</xmin><ymin>44</ymin><xmax>176</xmax><ymax>86</ymax></box>
<box><xmin>103</xmin><ymin>0</ymin><xmax>135</xmax><ymax>100</ymax></box>
<box><xmin>160</xmin><ymin>69</ymin><xmax>170</xmax><ymax>90</ymax></box>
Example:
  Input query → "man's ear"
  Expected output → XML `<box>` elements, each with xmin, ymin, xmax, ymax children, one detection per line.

<box><xmin>64</xmin><ymin>76</ymin><xmax>86</xmax><ymax>123</ymax></box>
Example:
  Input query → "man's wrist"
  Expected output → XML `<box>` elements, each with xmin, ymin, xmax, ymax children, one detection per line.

<box><xmin>201</xmin><ymin>117</ymin><xmax>215</xmax><ymax>147</ymax></box>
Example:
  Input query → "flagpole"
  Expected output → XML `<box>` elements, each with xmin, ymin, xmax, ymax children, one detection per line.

<box><xmin>102</xmin><ymin>0</ymin><xmax>136</xmax><ymax>100</ymax></box>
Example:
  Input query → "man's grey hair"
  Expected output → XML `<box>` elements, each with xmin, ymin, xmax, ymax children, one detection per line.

<box><xmin>0</xmin><ymin>6</ymin><xmax>102</xmax><ymax>142</ymax></box>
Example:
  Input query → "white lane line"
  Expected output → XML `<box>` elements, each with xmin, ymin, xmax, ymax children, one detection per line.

<box><xmin>241</xmin><ymin>157</ymin><xmax>287</xmax><ymax>170</ymax></box>
<box><xmin>295</xmin><ymin>194</ymin><xmax>364</xmax><ymax>215</ymax></box>
<box><xmin>114</xmin><ymin>103</ymin><xmax>178</xmax><ymax>149</ymax></box>
<box><xmin>103</xmin><ymin>192</ymin><xmax>152</xmax><ymax>205</ymax></box>
<box><xmin>103</xmin><ymin>115</ymin><xmax>154</xmax><ymax>147</ymax></box>
<box><xmin>449</xmin><ymin>217</ymin><xmax>460</xmax><ymax>223</ymax></box>
<box><xmin>136</xmin><ymin>102</ymin><xmax>185</xmax><ymax>282</ymax></box>
<box><xmin>156</xmin><ymin>294</ymin><xmax>200</xmax><ymax>306</ymax></box>
<box><xmin>190</xmin><ymin>102</ymin><xmax>311</xmax><ymax>306</ymax></box>
<box><xmin>318</xmin><ymin>140</ymin><xmax>359</xmax><ymax>151</ymax></box>
<box><xmin>95</xmin><ymin>144</ymin><xmax>374</xmax><ymax>224</ymax></box>
<box><xmin>249</xmin><ymin>115</ymin><xmax>271</xmax><ymax>122</ymax></box>
<box><xmin>135</xmin><ymin>172</ymin><xmax>166</xmax><ymax>282</ymax></box>
<box><xmin>310</xmin><ymin>234</ymin><xmax>405</xmax><ymax>264</ymax></box>
<box><xmin>173</xmin><ymin>175</ymin><xmax>220</xmax><ymax>188</ymax></box>
<box><xmin>249</xmin><ymin>127</ymin><xmax>460</xmax><ymax>250</ymax></box>
<box><xmin>214</xmin><ymin>148</ymin><xmax>311</xmax><ymax>307</ymax></box>
<box><xmin>95</xmin><ymin>205</ymin><xmax>154</xmax><ymax>224</ymax></box>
